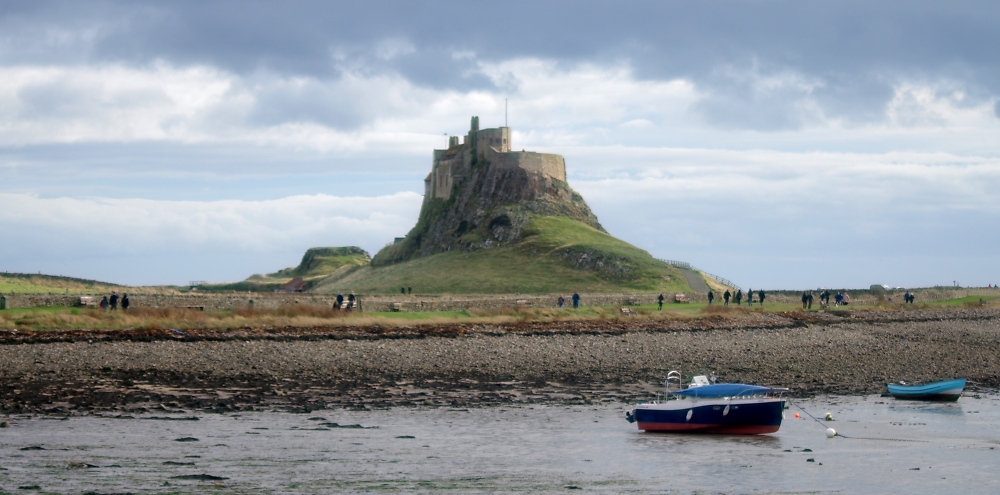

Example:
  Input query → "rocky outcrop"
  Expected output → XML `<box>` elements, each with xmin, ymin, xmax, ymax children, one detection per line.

<box><xmin>373</xmin><ymin>157</ymin><xmax>603</xmax><ymax>265</ymax></box>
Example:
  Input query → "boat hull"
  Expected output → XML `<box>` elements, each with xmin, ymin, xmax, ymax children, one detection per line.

<box><xmin>887</xmin><ymin>378</ymin><xmax>966</xmax><ymax>402</ymax></box>
<box><xmin>633</xmin><ymin>398</ymin><xmax>785</xmax><ymax>434</ymax></box>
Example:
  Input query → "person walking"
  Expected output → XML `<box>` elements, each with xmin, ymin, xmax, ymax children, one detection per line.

<box><xmin>572</xmin><ymin>292</ymin><xmax>580</xmax><ymax>309</ymax></box>
<box><xmin>723</xmin><ymin>290</ymin><xmax>731</xmax><ymax>306</ymax></box>
<box><xmin>657</xmin><ymin>293</ymin><xmax>664</xmax><ymax>310</ymax></box>
<box><xmin>835</xmin><ymin>292</ymin><xmax>843</xmax><ymax>306</ymax></box>
<box><xmin>746</xmin><ymin>289</ymin><xmax>753</xmax><ymax>307</ymax></box>
<box><xmin>347</xmin><ymin>291</ymin><xmax>356</xmax><ymax>311</ymax></box>
<box><xmin>109</xmin><ymin>291</ymin><xmax>119</xmax><ymax>311</ymax></box>
<box><xmin>735</xmin><ymin>289</ymin><xmax>742</xmax><ymax>306</ymax></box>
<box><xmin>758</xmin><ymin>289</ymin><xmax>766</xmax><ymax>307</ymax></box>
<box><xmin>100</xmin><ymin>296</ymin><xmax>109</xmax><ymax>312</ymax></box>
<box><xmin>121</xmin><ymin>294</ymin><xmax>130</xmax><ymax>311</ymax></box>
<box><xmin>707</xmin><ymin>290</ymin><xmax>714</xmax><ymax>305</ymax></box>
<box><xmin>401</xmin><ymin>287</ymin><xmax>406</xmax><ymax>294</ymax></box>
<box><xmin>407</xmin><ymin>286</ymin><xmax>412</xmax><ymax>294</ymax></box>
<box><xmin>801</xmin><ymin>292</ymin><xmax>809</xmax><ymax>310</ymax></box>
<box><xmin>807</xmin><ymin>293</ymin><xmax>813</xmax><ymax>309</ymax></box>
<box><xmin>558</xmin><ymin>295</ymin><xmax>565</xmax><ymax>309</ymax></box>
<box><xmin>336</xmin><ymin>293</ymin><xmax>344</xmax><ymax>310</ymax></box>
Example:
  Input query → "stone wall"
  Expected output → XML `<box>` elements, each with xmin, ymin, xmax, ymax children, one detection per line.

<box><xmin>474</xmin><ymin>127</ymin><xmax>510</xmax><ymax>153</ymax></box>
<box><xmin>3</xmin><ymin>287</ymin><xmax>996</xmax><ymax>313</ymax></box>
<box><xmin>0</xmin><ymin>293</ymin><xmax>337</xmax><ymax>311</ymax></box>
<box><xmin>485</xmin><ymin>146</ymin><xmax>566</xmax><ymax>181</ymax></box>
<box><xmin>1</xmin><ymin>291</ymin><xmax>705</xmax><ymax>312</ymax></box>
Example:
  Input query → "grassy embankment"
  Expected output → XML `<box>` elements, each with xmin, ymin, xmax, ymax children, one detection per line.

<box><xmin>313</xmin><ymin>216</ymin><xmax>693</xmax><ymax>295</ymax></box>
<box><xmin>195</xmin><ymin>247</ymin><xmax>370</xmax><ymax>293</ymax></box>
<box><xmin>0</xmin><ymin>272</ymin><xmax>127</xmax><ymax>295</ymax></box>
<box><xmin>4</xmin><ymin>295</ymin><xmax>998</xmax><ymax>332</ymax></box>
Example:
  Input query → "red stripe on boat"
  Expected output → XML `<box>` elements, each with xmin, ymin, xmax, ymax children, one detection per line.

<box><xmin>637</xmin><ymin>422</ymin><xmax>780</xmax><ymax>434</ymax></box>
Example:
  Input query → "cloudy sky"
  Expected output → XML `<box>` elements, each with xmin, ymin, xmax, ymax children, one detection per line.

<box><xmin>2</xmin><ymin>0</ymin><xmax>999</xmax><ymax>289</ymax></box>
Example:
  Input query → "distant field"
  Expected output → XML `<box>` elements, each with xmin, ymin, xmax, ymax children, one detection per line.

<box><xmin>927</xmin><ymin>295</ymin><xmax>1000</xmax><ymax>306</ymax></box>
<box><xmin>314</xmin><ymin>216</ymin><xmax>693</xmax><ymax>295</ymax></box>
<box><xmin>3</xmin><ymin>295</ymin><xmax>995</xmax><ymax>332</ymax></box>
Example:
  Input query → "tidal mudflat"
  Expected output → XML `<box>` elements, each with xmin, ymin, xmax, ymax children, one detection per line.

<box><xmin>1</xmin><ymin>308</ymin><xmax>999</xmax><ymax>414</ymax></box>
<box><xmin>1</xmin><ymin>395</ymin><xmax>999</xmax><ymax>494</ymax></box>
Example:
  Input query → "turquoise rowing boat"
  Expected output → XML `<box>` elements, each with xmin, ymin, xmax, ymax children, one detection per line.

<box><xmin>887</xmin><ymin>378</ymin><xmax>966</xmax><ymax>401</ymax></box>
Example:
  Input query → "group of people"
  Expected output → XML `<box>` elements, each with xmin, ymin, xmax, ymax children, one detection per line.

<box><xmin>707</xmin><ymin>289</ymin><xmax>766</xmax><ymax>306</ymax></box>
<box><xmin>804</xmin><ymin>290</ymin><xmax>850</xmax><ymax>308</ymax></box>
<box><xmin>335</xmin><ymin>292</ymin><xmax>358</xmax><ymax>310</ymax></box>
<box><xmin>557</xmin><ymin>293</ymin><xmax>581</xmax><ymax>309</ymax></box>
<box><xmin>99</xmin><ymin>291</ymin><xmax>129</xmax><ymax>311</ymax></box>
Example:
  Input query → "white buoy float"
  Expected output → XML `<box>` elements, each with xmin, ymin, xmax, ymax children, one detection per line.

<box><xmin>826</xmin><ymin>428</ymin><xmax>836</xmax><ymax>438</ymax></box>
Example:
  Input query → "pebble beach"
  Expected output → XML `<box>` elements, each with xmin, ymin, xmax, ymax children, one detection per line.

<box><xmin>2</xmin><ymin>307</ymin><xmax>998</xmax><ymax>415</ymax></box>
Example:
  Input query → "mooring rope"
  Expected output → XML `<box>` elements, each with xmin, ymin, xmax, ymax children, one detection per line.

<box><xmin>786</xmin><ymin>398</ymin><xmax>928</xmax><ymax>443</ymax></box>
<box><xmin>787</xmin><ymin>398</ymin><xmax>829</xmax><ymax>429</ymax></box>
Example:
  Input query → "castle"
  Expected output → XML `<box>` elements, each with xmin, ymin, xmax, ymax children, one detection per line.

<box><xmin>424</xmin><ymin>116</ymin><xmax>567</xmax><ymax>205</ymax></box>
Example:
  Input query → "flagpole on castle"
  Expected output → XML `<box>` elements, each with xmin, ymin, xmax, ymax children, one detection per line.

<box><xmin>505</xmin><ymin>99</ymin><xmax>508</xmax><ymax>128</ymax></box>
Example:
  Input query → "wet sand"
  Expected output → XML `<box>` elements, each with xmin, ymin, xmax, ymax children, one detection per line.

<box><xmin>1</xmin><ymin>308</ymin><xmax>998</xmax><ymax>414</ymax></box>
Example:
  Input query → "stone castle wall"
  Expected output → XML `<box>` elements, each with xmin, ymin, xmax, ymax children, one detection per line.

<box><xmin>428</xmin><ymin>118</ymin><xmax>564</xmax><ymax>202</ymax></box>
<box><xmin>484</xmin><ymin>146</ymin><xmax>566</xmax><ymax>182</ymax></box>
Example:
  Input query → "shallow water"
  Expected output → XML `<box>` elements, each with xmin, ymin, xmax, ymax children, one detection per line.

<box><xmin>1</xmin><ymin>394</ymin><xmax>999</xmax><ymax>494</ymax></box>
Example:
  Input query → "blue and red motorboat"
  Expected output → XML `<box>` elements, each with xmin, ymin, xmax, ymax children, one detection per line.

<box><xmin>887</xmin><ymin>378</ymin><xmax>966</xmax><ymax>402</ymax></box>
<box><xmin>626</xmin><ymin>372</ymin><xmax>788</xmax><ymax>435</ymax></box>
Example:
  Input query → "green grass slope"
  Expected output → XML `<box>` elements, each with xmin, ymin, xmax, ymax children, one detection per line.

<box><xmin>312</xmin><ymin>216</ymin><xmax>691</xmax><ymax>295</ymax></box>
<box><xmin>0</xmin><ymin>272</ymin><xmax>126</xmax><ymax>294</ymax></box>
<box><xmin>197</xmin><ymin>247</ymin><xmax>370</xmax><ymax>292</ymax></box>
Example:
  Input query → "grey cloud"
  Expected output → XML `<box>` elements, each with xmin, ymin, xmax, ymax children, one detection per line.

<box><xmin>248</xmin><ymin>78</ymin><xmax>370</xmax><ymax>129</ymax></box>
<box><xmin>15</xmin><ymin>76</ymin><xmax>170</xmax><ymax>120</ymax></box>
<box><xmin>16</xmin><ymin>78</ymin><xmax>101</xmax><ymax>119</ymax></box>
<box><xmin>810</xmin><ymin>74</ymin><xmax>895</xmax><ymax>123</ymax></box>
<box><xmin>3</xmin><ymin>0</ymin><xmax>1000</xmax><ymax>131</ymax></box>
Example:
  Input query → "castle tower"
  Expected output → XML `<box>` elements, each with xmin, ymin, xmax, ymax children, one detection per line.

<box><xmin>428</xmin><ymin>117</ymin><xmax>565</xmax><ymax>202</ymax></box>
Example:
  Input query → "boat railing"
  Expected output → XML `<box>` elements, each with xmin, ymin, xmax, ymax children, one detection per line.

<box><xmin>665</xmin><ymin>371</ymin><xmax>683</xmax><ymax>392</ymax></box>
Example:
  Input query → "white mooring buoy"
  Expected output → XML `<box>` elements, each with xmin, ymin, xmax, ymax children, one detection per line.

<box><xmin>826</xmin><ymin>428</ymin><xmax>836</xmax><ymax>438</ymax></box>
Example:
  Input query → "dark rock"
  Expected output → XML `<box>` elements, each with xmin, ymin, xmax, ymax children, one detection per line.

<box><xmin>170</xmin><ymin>474</ymin><xmax>229</xmax><ymax>480</ymax></box>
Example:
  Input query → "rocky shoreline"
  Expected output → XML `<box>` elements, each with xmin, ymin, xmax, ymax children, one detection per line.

<box><xmin>1</xmin><ymin>307</ymin><xmax>998</xmax><ymax>415</ymax></box>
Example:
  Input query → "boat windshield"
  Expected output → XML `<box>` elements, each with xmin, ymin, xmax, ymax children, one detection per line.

<box><xmin>669</xmin><ymin>384</ymin><xmax>777</xmax><ymax>398</ymax></box>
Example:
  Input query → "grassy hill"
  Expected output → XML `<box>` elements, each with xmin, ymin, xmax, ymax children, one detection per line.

<box><xmin>197</xmin><ymin>247</ymin><xmax>370</xmax><ymax>292</ymax></box>
<box><xmin>312</xmin><ymin>216</ymin><xmax>693</xmax><ymax>295</ymax></box>
<box><xmin>0</xmin><ymin>272</ymin><xmax>126</xmax><ymax>294</ymax></box>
